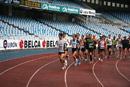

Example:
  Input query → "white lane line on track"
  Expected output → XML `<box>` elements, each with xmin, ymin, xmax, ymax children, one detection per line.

<box><xmin>0</xmin><ymin>55</ymin><xmax>57</xmax><ymax>76</ymax></box>
<box><xmin>115</xmin><ymin>60</ymin><xmax>130</xmax><ymax>82</ymax></box>
<box><xmin>0</xmin><ymin>52</ymin><xmax>57</xmax><ymax>63</ymax></box>
<box><xmin>64</xmin><ymin>62</ymin><xmax>74</xmax><ymax>87</ymax></box>
<box><xmin>92</xmin><ymin>61</ymin><xmax>105</xmax><ymax>87</ymax></box>
<box><xmin>26</xmin><ymin>59</ymin><xmax>59</xmax><ymax>87</ymax></box>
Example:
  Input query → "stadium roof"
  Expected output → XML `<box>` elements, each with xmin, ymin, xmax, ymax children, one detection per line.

<box><xmin>105</xmin><ymin>0</ymin><xmax>130</xmax><ymax>4</ymax></box>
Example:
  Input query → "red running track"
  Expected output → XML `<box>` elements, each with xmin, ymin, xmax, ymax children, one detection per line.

<box><xmin>0</xmin><ymin>52</ymin><xmax>130</xmax><ymax>87</ymax></box>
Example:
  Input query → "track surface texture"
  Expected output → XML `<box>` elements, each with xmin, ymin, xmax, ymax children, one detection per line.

<box><xmin>0</xmin><ymin>51</ymin><xmax>130</xmax><ymax>87</ymax></box>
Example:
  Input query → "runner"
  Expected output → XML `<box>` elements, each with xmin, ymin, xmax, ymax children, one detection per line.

<box><xmin>98</xmin><ymin>36</ymin><xmax>106</xmax><ymax>62</ymax></box>
<box><xmin>104</xmin><ymin>35</ymin><xmax>107</xmax><ymax>58</ymax></box>
<box><xmin>116</xmin><ymin>34</ymin><xmax>122</xmax><ymax>59</ymax></box>
<box><xmin>76</xmin><ymin>33</ymin><xmax>81</xmax><ymax>65</ymax></box>
<box><xmin>63</xmin><ymin>32</ymin><xmax>69</xmax><ymax>60</ymax></box>
<box><xmin>122</xmin><ymin>36</ymin><xmax>129</xmax><ymax>59</ymax></box>
<box><xmin>112</xmin><ymin>36</ymin><xmax>117</xmax><ymax>55</ymax></box>
<box><xmin>70</xmin><ymin>34</ymin><xmax>78</xmax><ymax>66</ymax></box>
<box><xmin>93</xmin><ymin>34</ymin><xmax>98</xmax><ymax>59</ymax></box>
<box><xmin>106</xmin><ymin>34</ymin><xmax>112</xmax><ymax>58</ymax></box>
<box><xmin>79</xmin><ymin>35</ymin><xmax>86</xmax><ymax>61</ymax></box>
<box><xmin>84</xmin><ymin>34</ymin><xmax>90</xmax><ymax>62</ymax></box>
<box><xmin>98</xmin><ymin>35</ymin><xmax>102</xmax><ymax>59</ymax></box>
<box><xmin>88</xmin><ymin>34</ymin><xmax>95</xmax><ymax>64</ymax></box>
<box><xmin>56</xmin><ymin>33</ymin><xmax>68</xmax><ymax>70</ymax></box>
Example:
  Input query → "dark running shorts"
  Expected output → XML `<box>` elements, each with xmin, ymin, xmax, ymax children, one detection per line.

<box><xmin>88</xmin><ymin>48</ymin><xmax>93</xmax><ymax>53</ymax></box>
<box><xmin>99</xmin><ymin>49</ymin><xmax>105</xmax><ymax>52</ymax></box>
<box><xmin>94</xmin><ymin>46</ymin><xmax>96</xmax><ymax>49</ymax></box>
<box><xmin>128</xmin><ymin>44</ymin><xmax>130</xmax><ymax>49</ymax></box>
<box><xmin>123</xmin><ymin>46</ymin><xmax>128</xmax><ymax>50</ymax></box>
<box><xmin>59</xmin><ymin>52</ymin><xmax>65</xmax><ymax>55</ymax></box>
<box><xmin>72</xmin><ymin>48</ymin><xmax>77</xmax><ymax>53</ymax></box>
<box><xmin>107</xmin><ymin>45</ymin><xmax>112</xmax><ymax>49</ymax></box>
<box><xmin>81</xmin><ymin>48</ymin><xmax>86</xmax><ymax>52</ymax></box>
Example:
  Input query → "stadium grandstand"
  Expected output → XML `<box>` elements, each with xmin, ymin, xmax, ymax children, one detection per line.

<box><xmin>0</xmin><ymin>0</ymin><xmax>130</xmax><ymax>41</ymax></box>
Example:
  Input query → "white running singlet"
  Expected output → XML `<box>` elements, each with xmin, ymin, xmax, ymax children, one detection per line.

<box><xmin>56</xmin><ymin>40</ymin><xmax>66</xmax><ymax>52</ymax></box>
<box><xmin>117</xmin><ymin>38</ymin><xmax>122</xmax><ymax>47</ymax></box>
<box><xmin>100</xmin><ymin>41</ymin><xmax>105</xmax><ymax>49</ymax></box>
<box><xmin>70</xmin><ymin>39</ymin><xmax>77</xmax><ymax>48</ymax></box>
<box><xmin>107</xmin><ymin>38</ymin><xmax>112</xmax><ymax>46</ymax></box>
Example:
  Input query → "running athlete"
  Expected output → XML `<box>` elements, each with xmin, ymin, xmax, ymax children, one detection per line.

<box><xmin>76</xmin><ymin>33</ymin><xmax>81</xmax><ymax>65</ymax></box>
<box><xmin>98</xmin><ymin>35</ymin><xmax>102</xmax><ymax>56</ymax></box>
<box><xmin>70</xmin><ymin>34</ymin><xmax>78</xmax><ymax>66</ymax></box>
<box><xmin>98</xmin><ymin>36</ymin><xmax>106</xmax><ymax>62</ymax></box>
<box><xmin>63</xmin><ymin>32</ymin><xmax>69</xmax><ymax>60</ymax></box>
<box><xmin>56</xmin><ymin>33</ymin><xmax>68</xmax><ymax>70</ymax></box>
<box><xmin>88</xmin><ymin>34</ymin><xmax>95</xmax><ymax>64</ymax></box>
<box><xmin>112</xmin><ymin>36</ymin><xmax>117</xmax><ymax>55</ymax></box>
<box><xmin>128</xmin><ymin>34</ymin><xmax>130</xmax><ymax>59</ymax></box>
<box><xmin>122</xmin><ymin>36</ymin><xmax>129</xmax><ymax>59</ymax></box>
<box><xmin>104</xmin><ymin>35</ymin><xmax>107</xmax><ymax>58</ymax></box>
<box><xmin>116</xmin><ymin>34</ymin><xmax>122</xmax><ymax>59</ymax></box>
<box><xmin>106</xmin><ymin>34</ymin><xmax>112</xmax><ymax>58</ymax></box>
<box><xmin>93</xmin><ymin>34</ymin><xmax>98</xmax><ymax>59</ymax></box>
<box><xmin>79</xmin><ymin>35</ymin><xmax>85</xmax><ymax>61</ymax></box>
<box><xmin>84</xmin><ymin>34</ymin><xmax>90</xmax><ymax>62</ymax></box>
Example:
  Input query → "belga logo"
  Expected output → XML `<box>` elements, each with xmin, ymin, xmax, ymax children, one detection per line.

<box><xmin>3</xmin><ymin>40</ymin><xmax>17</xmax><ymax>49</ymax></box>
<box><xmin>24</xmin><ymin>40</ymin><xmax>41</xmax><ymax>48</ymax></box>
<box><xmin>19</xmin><ymin>40</ymin><xmax>41</xmax><ymax>49</ymax></box>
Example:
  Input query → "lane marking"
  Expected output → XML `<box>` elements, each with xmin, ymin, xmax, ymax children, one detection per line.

<box><xmin>92</xmin><ymin>61</ymin><xmax>105</xmax><ymax>87</ymax></box>
<box><xmin>115</xmin><ymin>60</ymin><xmax>130</xmax><ymax>82</ymax></box>
<box><xmin>26</xmin><ymin>59</ymin><xmax>59</xmax><ymax>87</ymax></box>
<box><xmin>0</xmin><ymin>55</ymin><xmax>57</xmax><ymax>76</ymax></box>
<box><xmin>64</xmin><ymin>62</ymin><xmax>74</xmax><ymax>87</ymax></box>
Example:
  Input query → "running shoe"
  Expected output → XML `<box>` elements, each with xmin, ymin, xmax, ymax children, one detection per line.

<box><xmin>64</xmin><ymin>60</ymin><xmax>68</xmax><ymax>67</ymax></box>
<box><xmin>85</xmin><ymin>58</ymin><xmax>88</xmax><ymax>62</ymax></box>
<box><xmin>76</xmin><ymin>58</ymin><xmax>78</xmax><ymax>63</ymax></box>
<box><xmin>62</xmin><ymin>66</ymin><xmax>66</xmax><ymax>70</ymax></box>
<box><xmin>78</xmin><ymin>61</ymin><xmax>81</xmax><ymax>65</ymax></box>
<box><xmin>98</xmin><ymin>58</ymin><xmax>101</xmax><ymax>61</ymax></box>
<box><xmin>89</xmin><ymin>61</ymin><xmax>94</xmax><ymax>64</ymax></box>
<box><xmin>74</xmin><ymin>59</ymin><xmax>78</xmax><ymax>66</ymax></box>
<box><xmin>101</xmin><ymin>59</ymin><xmax>103</xmax><ymax>62</ymax></box>
<box><xmin>74</xmin><ymin>62</ymin><xmax>78</xmax><ymax>66</ymax></box>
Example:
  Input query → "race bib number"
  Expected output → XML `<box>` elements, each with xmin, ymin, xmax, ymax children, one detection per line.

<box><xmin>72</xmin><ymin>43</ymin><xmax>76</xmax><ymax>48</ymax></box>
<box><xmin>59</xmin><ymin>45</ymin><xmax>63</xmax><ymax>51</ymax></box>
<box><xmin>89</xmin><ymin>44</ymin><xmax>93</xmax><ymax>48</ymax></box>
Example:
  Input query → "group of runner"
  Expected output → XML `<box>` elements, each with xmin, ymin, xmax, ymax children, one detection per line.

<box><xmin>56</xmin><ymin>32</ymin><xmax>130</xmax><ymax>70</ymax></box>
